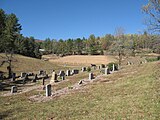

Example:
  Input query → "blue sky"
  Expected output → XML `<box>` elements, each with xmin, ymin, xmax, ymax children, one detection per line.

<box><xmin>0</xmin><ymin>0</ymin><xmax>148</xmax><ymax>40</ymax></box>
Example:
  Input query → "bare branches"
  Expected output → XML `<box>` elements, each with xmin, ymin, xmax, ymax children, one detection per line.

<box><xmin>142</xmin><ymin>0</ymin><xmax>160</xmax><ymax>32</ymax></box>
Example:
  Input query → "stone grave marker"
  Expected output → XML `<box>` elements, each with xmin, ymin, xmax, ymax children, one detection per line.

<box><xmin>39</xmin><ymin>70</ymin><xmax>44</xmax><ymax>75</ymax></box>
<box><xmin>72</xmin><ymin>69</ymin><xmax>79</xmax><ymax>75</ymax></box>
<box><xmin>21</xmin><ymin>72</ymin><xmax>26</xmax><ymax>78</ymax></box>
<box><xmin>82</xmin><ymin>67</ymin><xmax>86</xmax><ymax>72</ymax></box>
<box><xmin>98</xmin><ymin>65</ymin><xmax>101</xmax><ymax>69</ymax></box>
<box><xmin>11</xmin><ymin>73</ymin><xmax>16</xmax><ymax>81</ymax></box>
<box><xmin>62</xmin><ymin>75</ymin><xmax>65</xmax><ymax>80</ymax></box>
<box><xmin>89</xmin><ymin>73</ymin><xmax>94</xmax><ymax>80</ymax></box>
<box><xmin>42</xmin><ymin>78</ymin><xmax>45</xmax><ymax>85</ymax></box>
<box><xmin>112</xmin><ymin>64</ymin><xmax>115</xmax><ymax>72</ymax></box>
<box><xmin>59</xmin><ymin>71</ymin><xmax>65</xmax><ymax>77</ymax></box>
<box><xmin>78</xmin><ymin>80</ymin><xmax>83</xmax><ymax>85</ymax></box>
<box><xmin>105</xmin><ymin>68</ymin><xmax>109</xmax><ymax>75</ymax></box>
<box><xmin>100</xmin><ymin>64</ymin><xmax>105</xmax><ymax>69</ymax></box>
<box><xmin>66</xmin><ymin>70</ymin><xmax>71</xmax><ymax>76</ymax></box>
<box><xmin>27</xmin><ymin>72</ymin><xmax>34</xmax><ymax>76</ymax></box>
<box><xmin>11</xmin><ymin>86</ymin><xmax>17</xmax><ymax>93</ymax></box>
<box><xmin>33</xmin><ymin>74</ymin><xmax>37</xmax><ymax>82</ymax></box>
<box><xmin>46</xmin><ymin>84</ymin><xmax>51</xmax><ymax>97</ymax></box>
<box><xmin>50</xmin><ymin>72</ymin><xmax>58</xmax><ymax>82</ymax></box>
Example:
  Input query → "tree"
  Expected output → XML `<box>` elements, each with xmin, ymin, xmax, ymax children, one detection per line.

<box><xmin>142</xmin><ymin>0</ymin><xmax>160</xmax><ymax>32</ymax></box>
<box><xmin>0</xmin><ymin>12</ymin><xmax>22</xmax><ymax>78</ymax></box>
<box><xmin>101</xmin><ymin>34</ymin><xmax>114</xmax><ymax>51</ymax></box>
<box><xmin>113</xmin><ymin>27</ymin><xmax>125</xmax><ymax>65</ymax></box>
<box><xmin>87</xmin><ymin>34</ymin><xmax>98</xmax><ymax>55</ymax></box>
<box><xmin>0</xmin><ymin>9</ymin><xmax>6</xmax><ymax>52</ymax></box>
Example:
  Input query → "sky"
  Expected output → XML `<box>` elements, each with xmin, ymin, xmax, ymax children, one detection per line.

<box><xmin>0</xmin><ymin>0</ymin><xmax>148</xmax><ymax>40</ymax></box>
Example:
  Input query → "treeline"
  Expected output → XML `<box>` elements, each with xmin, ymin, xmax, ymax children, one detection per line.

<box><xmin>0</xmin><ymin>9</ymin><xmax>41</xmax><ymax>58</ymax></box>
<box><xmin>40</xmin><ymin>32</ymin><xmax>160</xmax><ymax>56</ymax></box>
<box><xmin>0</xmin><ymin>8</ymin><xmax>160</xmax><ymax>59</ymax></box>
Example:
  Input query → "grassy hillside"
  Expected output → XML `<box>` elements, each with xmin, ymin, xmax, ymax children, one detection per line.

<box><xmin>0</xmin><ymin>59</ymin><xmax>159</xmax><ymax>119</ymax></box>
<box><xmin>0</xmin><ymin>54</ymin><xmax>70</xmax><ymax>75</ymax></box>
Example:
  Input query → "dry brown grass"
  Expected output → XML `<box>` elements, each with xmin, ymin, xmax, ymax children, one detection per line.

<box><xmin>0</xmin><ymin>54</ymin><xmax>69</xmax><ymax>75</ymax></box>
<box><xmin>50</xmin><ymin>55</ymin><xmax>116</xmax><ymax>65</ymax></box>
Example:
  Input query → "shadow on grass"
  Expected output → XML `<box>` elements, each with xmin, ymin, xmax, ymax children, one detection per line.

<box><xmin>0</xmin><ymin>109</ymin><xmax>15</xmax><ymax>120</ymax></box>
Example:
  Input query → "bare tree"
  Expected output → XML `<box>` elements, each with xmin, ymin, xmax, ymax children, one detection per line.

<box><xmin>142</xmin><ymin>0</ymin><xmax>160</xmax><ymax>32</ymax></box>
<box><xmin>114</xmin><ymin>27</ymin><xmax>125</xmax><ymax>65</ymax></box>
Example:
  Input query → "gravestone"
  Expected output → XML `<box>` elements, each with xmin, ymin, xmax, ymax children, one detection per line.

<box><xmin>112</xmin><ymin>64</ymin><xmax>115</xmax><ymax>72</ymax></box>
<box><xmin>91</xmin><ymin>64</ymin><xmax>96</xmax><ymax>70</ymax></box>
<box><xmin>72</xmin><ymin>69</ymin><xmax>79</xmax><ymax>75</ymax></box>
<box><xmin>24</xmin><ymin>74</ymin><xmax>28</xmax><ymax>80</ymax></box>
<box><xmin>128</xmin><ymin>61</ymin><xmax>133</xmax><ymax>65</ymax></box>
<box><xmin>44</xmin><ymin>74</ymin><xmax>49</xmax><ymax>79</ymax></box>
<box><xmin>27</xmin><ymin>72</ymin><xmax>34</xmax><ymax>76</ymax></box>
<box><xmin>89</xmin><ymin>73</ymin><xmax>94</xmax><ymax>80</ymax></box>
<box><xmin>39</xmin><ymin>70</ymin><xmax>46</xmax><ymax>76</ymax></box>
<box><xmin>100</xmin><ymin>64</ymin><xmax>105</xmax><ymax>69</ymax></box>
<box><xmin>42</xmin><ymin>78</ymin><xmax>45</xmax><ymax>85</ymax></box>
<box><xmin>46</xmin><ymin>84</ymin><xmax>51</xmax><ymax>97</ymax></box>
<box><xmin>82</xmin><ymin>67</ymin><xmax>86</xmax><ymax>72</ymax></box>
<box><xmin>39</xmin><ymin>70</ymin><xmax>44</xmax><ymax>75</ymax></box>
<box><xmin>59</xmin><ymin>71</ymin><xmax>65</xmax><ymax>77</ymax></box>
<box><xmin>105</xmin><ymin>68</ymin><xmax>110</xmax><ymax>75</ymax></box>
<box><xmin>21</xmin><ymin>72</ymin><xmax>26</xmax><ymax>78</ymax></box>
<box><xmin>50</xmin><ymin>72</ymin><xmax>58</xmax><ymax>82</ymax></box>
<box><xmin>33</xmin><ymin>74</ymin><xmax>37</xmax><ymax>82</ymax></box>
<box><xmin>66</xmin><ymin>70</ymin><xmax>71</xmax><ymax>76</ymax></box>
<box><xmin>78</xmin><ymin>80</ymin><xmax>83</xmax><ymax>85</ymax></box>
<box><xmin>11</xmin><ymin>73</ymin><xmax>16</xmax><ymax>81</ymax></box>
<box><xmin>11</xmin><ymin>86</ymin><xmax>17</xmax><ymax>93</ymax></box>
<box><xmin>62</xmin><ymin>75</ymin><xmax>65</xmax><ymax>80</ymax></box>
<box><xmin>98</xmin><ymin>65</ymin><xmax>101</xmax><ymax>69</ymax></box>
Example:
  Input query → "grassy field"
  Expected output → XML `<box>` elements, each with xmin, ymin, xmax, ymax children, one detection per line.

<box><xmin>50</xmin><ymin>55</ymin><xmax>116</xmax><ymax>65</ymax></box>
<box><xmin>0</xmin><ymin>55</ymin><xmax>159</xmax><ymax>119</ymax></box>
<box><xmin>0</xmin><ymin>54</ymin><xmax>71</xmax><ymax>75</ymax></box>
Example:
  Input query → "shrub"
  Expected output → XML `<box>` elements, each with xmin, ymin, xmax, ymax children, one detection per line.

<box><xmin>146</xmin><ymin>56</ymin><xmax>160</xmax><ymax>62</ymax></box>
<box><xmin>107</xmin><ymin>62</ymin><xmax>118</xmax><ymax>71</ymax></box>
<box><xmin>87</xmin><ymin>67</ymin><xmax>91</xmax><ymax>72</ymax></box>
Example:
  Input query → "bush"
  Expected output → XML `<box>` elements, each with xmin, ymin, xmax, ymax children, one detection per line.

<box><xmin>146</xmin><ymin>56</ymin><xmax>160</xmax><ymax>62</ymax></box>
<box><xmin>87</xmin><ymin>67</ymin><xmax>91</xmax><ymax>72</ymax></box>
<box><xmin>107</xmin><ymin>62</ymin><xmax>118</xmax><ymax>71</ymax></box>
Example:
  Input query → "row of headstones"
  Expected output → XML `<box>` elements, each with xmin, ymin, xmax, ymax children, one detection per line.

<box><xmin>127</xmin><ymin>60</ymin><xmax>147</xmax><ymax>65</ymax></box>
<box><xmin>45</xmin><ymin>72</ymin><xmax>94</xmax><ymax>96</ymax></box>
<box><xmin>10</xmin><ymin>69</ymin><xmax>81</xmax><ymax>93</ymax></box>
<box><xmin>9</xmin><ymin>70</ymin><xmax>48</xmax><ymax>82</ymax></box>
<box><xmin>50</xmin><ymin>68</ymin><xmax>83</xmax><ymax>82</ymax></box>
<box><xmin>45</xmin><ymin>66</ymin><xmax>117</xmax><ymax>97</ymax></box>
<box><xmin>10</xmin><ymin>65</ymin><xmax>112</xmax><ymax>95</ymax></box>
<box><xmin>10</xmin><ymin>77</ymin><xmax>46</xmax><ymax>94</ymax></box>
<box><xmin>10</xmin><ymin>64</ymin><xmax>116</xmax><ymax>94</ymax></box>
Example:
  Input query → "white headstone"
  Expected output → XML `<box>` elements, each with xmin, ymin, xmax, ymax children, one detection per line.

<box><xmin>105</xmin><ymin>68</ymin><xmax>109</xmax><ymax>75</ymax></box>
<box><xmin>11</xmin><ymin>86</ymin><xmax>17</xmax><ymax>93</ymax></box>
<box><xmin>66</xmin><ymin>70</ymin><xmax>71</xmax><ymax>76</ymax></box>
<box><xmin>50</xmin><ymin>72</ymin><xmax>57</xmax><ymax>82</ymax></box>
<box><xmin>112</xmin><ymin>64</ymin><xmax>115</xmax><ymax>72</ymax></box>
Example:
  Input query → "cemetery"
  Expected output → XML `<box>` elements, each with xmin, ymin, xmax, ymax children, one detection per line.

<box><xmin>0</xmin><ymin>51</ymin><xmax>160</xmax><ymax>120</ymax></box>
<box><xmin>0</xmin><ymin>0</ymin><xmax>160</xmax><ymax>119</ymax></box>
